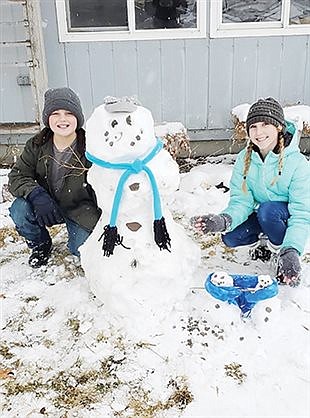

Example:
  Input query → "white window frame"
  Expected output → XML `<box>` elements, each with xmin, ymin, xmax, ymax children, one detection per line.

<box><xmin>55</xmin><ymin>0</ymin><xmax>206</xmax><ymax>42</ymax></box>
<box><xmin>210</xmin><ymin>0</ymin><xmax>310</xmax><ymax>38</ymax></box>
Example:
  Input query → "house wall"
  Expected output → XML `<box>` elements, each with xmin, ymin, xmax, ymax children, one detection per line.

<box><xmin>40</xmin><ymin>1</ymin><xmax>310</xmax><ymax>134</ymax></box>
<box><xmin>1</xmin><ymin>0</ymin><xmax>309</xmax><ymax>153</ymax></box>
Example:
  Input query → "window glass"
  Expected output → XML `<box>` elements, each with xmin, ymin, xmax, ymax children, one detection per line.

<box><xmin>290</xmin><ymin>0</ymin><xmax>310</xmax><ymax>24</ymax></box>
<box><xmin>222</xmin><ymin>0</ymin><xmax>282</xmax><ymax>23</ymax></box>
<box><xmin>67</xmin><ymin>0</ymin><xmax>128</xmax><ymax>30</ymax></box>
<box><xmin>135</xmin><ymin>0</ymin><xmax>197</xmax><ymax>29</ymax></box>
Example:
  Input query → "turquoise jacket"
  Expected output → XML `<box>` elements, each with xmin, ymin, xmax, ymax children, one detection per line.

<box><xmin>223</xmin><ymin>122</ymin><xmax>310</xmax><ymax>254</ymax></box>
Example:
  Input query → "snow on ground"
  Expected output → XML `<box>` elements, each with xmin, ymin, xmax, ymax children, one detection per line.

<box><xmin>0</xmin><ymin>159</ymin><xmax>309</xmax><ymax>418</ymax></box>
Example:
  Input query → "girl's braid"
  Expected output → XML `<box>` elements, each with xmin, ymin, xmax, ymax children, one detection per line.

<box><xmin>270</xmin><ymin>131</ymin><xmax>285</xmax><ymax>185</ymax></box>
<box><xmin>242</xmin><ymin>141</ymin><xmax>253</xmax><ymax>193</ymax></box>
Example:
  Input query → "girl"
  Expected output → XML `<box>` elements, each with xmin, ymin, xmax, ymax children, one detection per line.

<box><xmin>191</xmin><ymin>97</ymin><xmax>310</xmax><ymax>287</ymax></box>
<box><xmin>8</xmin><ymin>87</ymin><xmax>101</xmax><ymax>268</ymax></box>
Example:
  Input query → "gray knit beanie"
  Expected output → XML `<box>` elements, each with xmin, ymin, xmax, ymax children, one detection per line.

<box><xmin>42</xmin><ymin>87</ymin><xmax>84</xmax><ymax>129</ymax></box>
<box><xmin>246</xmin><ymin>97</ymin><xmax>285</xmax><ymax>133</ymax></box>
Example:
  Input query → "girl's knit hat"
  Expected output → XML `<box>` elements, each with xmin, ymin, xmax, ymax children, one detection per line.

<box><xmin>246</xmin><ymin>97</ymin><xmax>285</xmax><ymax>133</ymax></box>
<box><xmin>42</xmin><ymin>87</ymin><xmax>84</xmax><ymax>129</ymax></box>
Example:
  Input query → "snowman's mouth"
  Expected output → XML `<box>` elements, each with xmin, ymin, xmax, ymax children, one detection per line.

<box><xmin>113</xmin><ymin>132</ymin><xmax>123</xmax><ymax>142</ymax></box>
<box><xmin>106</xmin><ymin>132</ymin><xmax>123</xmax><ymax>147</ymax></box>
<box><xmin>106</xmin><ymin>132</ymin><xmax>143</xmax><ymax>148</ymax></box>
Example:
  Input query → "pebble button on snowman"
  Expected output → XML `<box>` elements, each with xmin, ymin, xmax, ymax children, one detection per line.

<box><xmin>80</xmin><ymin>97</ymin><xmax>200</xmax><ymax>334</ymax></box>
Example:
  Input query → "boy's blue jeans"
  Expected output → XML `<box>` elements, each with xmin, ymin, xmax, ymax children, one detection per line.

<box><xmin>9</xmin><ymin>198</ymin><xmax>91</xmax><ymax>256</ymax></box>
<box><xmin>222</xmin><ymin>201</ymin><xmax>289</xmax><ymax>248</ymax></box>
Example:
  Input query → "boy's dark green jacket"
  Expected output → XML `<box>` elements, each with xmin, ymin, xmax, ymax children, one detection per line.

<box><xmin>8</xmin><ymin>128</ymin><xmax>101</xmax><ymax>231</ymax></box>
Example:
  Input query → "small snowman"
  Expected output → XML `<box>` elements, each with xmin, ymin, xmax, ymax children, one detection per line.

<box><xmin>252</xmin><ymin>274</ymin><xmax>273</xmax><ymax>292</ymax></box>
<box><xmin>210</xmin><ymin>271</ymin><xmax>234</xmax><ymax>287</ymax></box>
<box><xmin>80</xmin><ymin>97</ymin><xmax>200</xmax><ymax>335</ymax></box>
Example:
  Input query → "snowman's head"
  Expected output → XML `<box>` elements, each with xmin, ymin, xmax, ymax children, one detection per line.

<box><xmin>86</xmin><ymin>99</ymin><xmax>157</xmax><ymax>163</ymax></box>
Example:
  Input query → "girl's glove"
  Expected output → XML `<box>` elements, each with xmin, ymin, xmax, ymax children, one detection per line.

<box><xmin>27</xmin><ymin>186</ymin><xmax>64</xmax><ymax>228</ymax></box>
<box><xmin>277</xmin><ymin>247</ymin><xmax>301</xmax><ymax>287</ymax></box>
<box><xmin>190</xmin><ymin>213</ymin><xmax>232</xmax><ymax>234</ymax></box>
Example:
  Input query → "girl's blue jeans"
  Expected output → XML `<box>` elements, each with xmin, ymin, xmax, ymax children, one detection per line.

<box><xmin>222</xmin><ymin>201</ymin><xmax>289</xmax><ymax>248</ymax></box>
<box><xmin>9</xmin><ymin>198</ymin><xmax>91</xmax><ymax>256</ymax></box>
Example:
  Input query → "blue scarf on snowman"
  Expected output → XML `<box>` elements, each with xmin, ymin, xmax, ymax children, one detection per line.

<box><xmin>85</xmin><ymin>138</ymin><xmax>171</xmax><ymax>256</ymax></box>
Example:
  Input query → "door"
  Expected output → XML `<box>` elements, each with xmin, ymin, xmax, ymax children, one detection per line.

<box><xmin>0</xmin><ymin>0</ymin><xmax>47</xmax><ymax>135</ymax></box>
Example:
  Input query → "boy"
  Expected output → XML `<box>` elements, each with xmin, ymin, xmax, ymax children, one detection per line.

<box><xmin>8</xmin><ymin>87</ymin><xmax>101</xmax><ymax>268</ymax></box>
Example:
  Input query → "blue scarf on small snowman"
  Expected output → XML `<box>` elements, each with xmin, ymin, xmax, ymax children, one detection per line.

<box><xmin>85</xmin><ymin>138</ymin><xmax>171</xmax><ymax>256</ymax></box>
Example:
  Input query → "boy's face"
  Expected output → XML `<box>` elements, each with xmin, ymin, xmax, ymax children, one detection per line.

<box><xmin>48</xmin><ymin>109</ymin><xmax>77</xmax><ymax>138</ymax></box>
<box><xmin>249</xmin><ymin>121</ymin><xmax>279</xmax><ymax>155</ymax></box>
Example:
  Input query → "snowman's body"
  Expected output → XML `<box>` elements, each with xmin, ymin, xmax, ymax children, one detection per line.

<box><xmin>80</xmin><ymin>101</ymin><xmax>200</xmax><ymax>334</ymax></box>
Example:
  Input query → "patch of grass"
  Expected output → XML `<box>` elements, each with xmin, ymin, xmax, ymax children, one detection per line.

<box><xmin>66</xmin><ymin>317</ymin><xmax>81</xmax><ymax>336</ymax></box>
<box><xmin>4</xmin><ymin>306</ymin><xmax>30</xmax><ymax>332</ymax></box>
<box><xmin>5</xmin><ymin>378</ymin><xmax>44</xmax><ymax>397</ymax></box>
<box><xmin>125</xmin><ymin>392</ymin><xmax>163</xmax><ymax>418</ymax></box>
<box><xmin>37</xmin><ymin>306</ymin><xmax>56</xmax><ymax>320</ymax></box>
<box><xmin>49</xmin><ymin>245</ymin><xmax>85</xmax><ymax>279</ymax></box>
<box><xmin>166</xmin><ymin>377</ymin><xmax>194</xmax><ymax>410</ymax></box>
<box><xmin>2</xmin><ymin>337</ymin><xmax>194</xmax><ymax>417</ymax></box>
<box><xmin>221</xmin><ymin>245</ymin><xmax>237</xmax><ymax>262</ymax></box>
<box><xmin>200</xmin><ymin>234</ymin><xmax>222</xmax><ymax>250</ymax></box>
<box><xmin>52</xmin><ymin>373</ymin><xmax>102</xmax><ymax>408</ymax></box>
<box><xmin>172</xmin><ymin>212</ymin><xmax>185</xmax><ymax>222</ymax></box>
<box><xmin>51</xmin><ymin>356</ymin><xmax>124</xmax><ymax>409</ymax></box>
<box><xmin>0</xmin><ymin>248</ymin><xmax>28</xmax><ymax>266</ymax></box>
<box><xmin>0</xmin><ymin>344</ymin><xmax>14</xmax><ymax>359</ymax></box>
<box><xmin>96</xmin><ymin>331</ymin><xmax>109</xmax><ymax>343</ymax></box>
<box><xmin>123</xmin><ymin>377</ymin><xmax>193</xmax><ymax>418</ymax></box>
<box><xmin>48</xmin><ymin>225</ymin><xmax>63</xmax><ymax>238</ymax></box>
<box><xmin>224</xmin><ymin>362</ymin><xmax>247</xmax><ymax>385</ymax></box>
<box><xmin>4</xmin><ymin>355</ymin><xmax>124</xmax><ymax>410</ymax></box>
<box><xmin>0</xmin><ymin>227</ymin><xmax>21</xmax><ymax>248</ymax></box>
<box><xmin>42</xmin><ymin>339</ymin><xmax>54</xmax><ymax>348</ymax></box>
<box><xmin>23</xmin><ymin>296</ymin><xmax>39</xmax><ymax>303</ymax></box>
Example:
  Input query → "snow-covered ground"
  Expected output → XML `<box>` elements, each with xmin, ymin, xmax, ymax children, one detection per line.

<box><xmin>0</xmin><ymin>158</ymin><xmax>309</xmax><ymax>418</ymax></box>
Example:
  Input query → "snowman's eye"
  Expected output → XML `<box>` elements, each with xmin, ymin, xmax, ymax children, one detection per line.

<box><xmin>126</xmin><ymin>115</ymin><xmax>132</xmax><ymax>126</ymax></box>
<box><xmin>111</xmin><ymin>120</ymin><xmax>118</xmax><ymax>128</ymax></box>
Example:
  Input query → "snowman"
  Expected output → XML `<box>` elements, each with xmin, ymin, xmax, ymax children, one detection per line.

<box><xmin>210</xmin><ymin>271</ymin><xmax>234</xmax><ymax>287</ymax></box>
<box><xmin>80</xmin><ymin>97</ymin><xmax>200</xmax><ymax>335</ymax></box>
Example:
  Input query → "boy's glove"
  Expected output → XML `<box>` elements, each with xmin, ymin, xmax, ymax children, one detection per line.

<box><xmin>27</xmin><ymin>186</ymin><xmax>64</xmax><ymax>228</ymax></box>
<box><xmin>277</xmin><ymin>247</ymin><xmax>301</xmax><ymax>287</ymax></box>
<box><xmin>190</xmin><ymin>213</ymin><xmax>232</xmax><ymax>234</ymax></box>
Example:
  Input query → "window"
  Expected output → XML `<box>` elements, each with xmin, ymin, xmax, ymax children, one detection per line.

<box><xmin>56</xmin><ymin>0</ymin><xmax>206</xmax><ymax>42</ymax></box>
<box><xmin>67</xmin><ymin>0</ymin><xmax>128</xmax><ymax>30</ymax></box>
<box><xmin>210</xmin><ymin>0</ymin><xmax>310</xmax><ymax>38</ymax></box>
<box><xmin>222</xmin><ymin>0</ymin><xmax>282</xmax><ymax>23</ymax></box>
<box><xmin>290</xmin><ymin>0</ymin><xmax>310</xmax><ymax>24</ymax></box>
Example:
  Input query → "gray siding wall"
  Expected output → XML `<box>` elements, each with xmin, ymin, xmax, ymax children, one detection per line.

<box><xmin>25</xmin><ymin>2</ymin><xmax>310</xmax><ymax>131</ymax></box>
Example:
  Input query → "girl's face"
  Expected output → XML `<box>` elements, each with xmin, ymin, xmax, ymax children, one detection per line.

<box><xmin>48</xmin><ymin>109</ymin><xmax>77</xmax><ymax>138</ymax></box>
<box><xmin>248</xmin><ymin>121</ymin><xmax>279</xmax><ymax>156</ymax></box>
